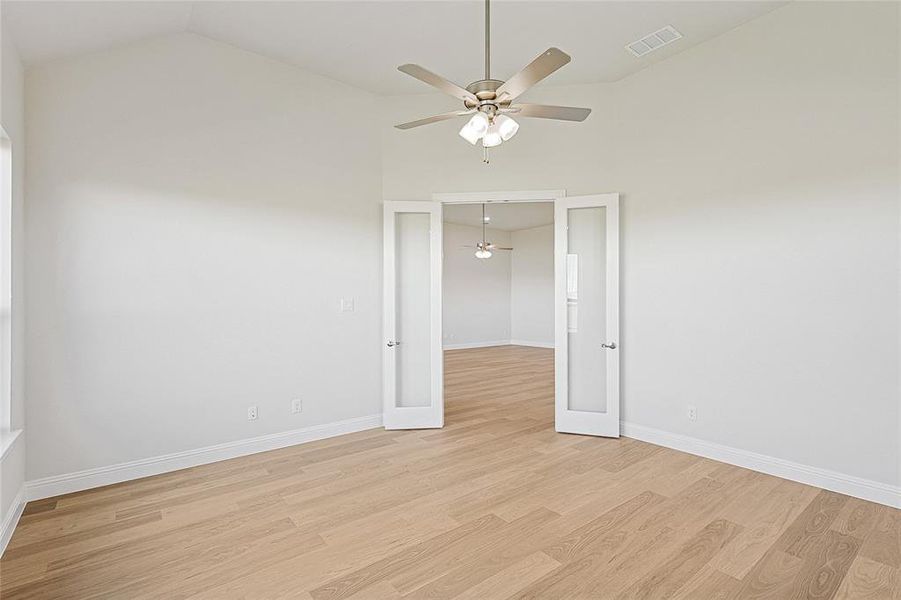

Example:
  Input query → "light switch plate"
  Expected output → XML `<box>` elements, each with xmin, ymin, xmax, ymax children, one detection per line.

<box><xmin>340</xmin><ymin>298</ymin><xmax>354</xmax><ymax>312</ymax></box>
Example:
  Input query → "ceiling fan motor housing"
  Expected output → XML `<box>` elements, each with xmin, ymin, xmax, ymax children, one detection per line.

<box><xmin>464</xmin><ymin>79</ymin><xmax>510</xmax><ymax>114</ymax></box>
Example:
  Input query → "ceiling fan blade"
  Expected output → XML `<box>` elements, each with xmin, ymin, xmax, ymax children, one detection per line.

<box><xmin>493</xmin><ymin>247</ymin><xmax>514</xmax><ymax>251</ymax></box>
<box><xmin>398</xmin><ymin>64</ymin><xmax>478</xmax><ymax>104</ymax></box>
<box><xmin>507</xmin><ymin>103</ymin><xmax>591</xmax><ymax>122</ymax></box>
<box><xmin>394</xmin><ymin>110</ymin><xmax>474</xmax><ymax>130</ymax></box>
<box><xmin>495</xmin><ymin>48</ymin><xmax>571</xmax><ymax>102</ymax></box>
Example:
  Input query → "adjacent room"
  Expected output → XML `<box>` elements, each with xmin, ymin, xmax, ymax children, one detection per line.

<box><xmin>0</xmin><ymin>1</ymin><xmax>898</xmax><ymax>598</ymax></box>
<box><xmin>443</xmin><ymin>201</ymin><xmax>556</xmax><ymax>353</ymax></box>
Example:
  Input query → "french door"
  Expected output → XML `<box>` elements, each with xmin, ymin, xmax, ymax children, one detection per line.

<box><xmin>382</xmin><ymin>201</ymin><xmax>444</xmax><ymax>429</ymax></box>
<box><xmin>554</xmin><ymin>194</ymin><xmax>620</xmax><ymax>437</ymax></box>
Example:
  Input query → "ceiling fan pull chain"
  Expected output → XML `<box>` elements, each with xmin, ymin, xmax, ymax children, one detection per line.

<box><xmin>483</xmin><ymin>146</ymin><xmax>490</xmax><ymax>164</ymax></box>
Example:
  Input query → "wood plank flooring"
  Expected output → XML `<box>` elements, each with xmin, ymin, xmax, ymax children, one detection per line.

<box><xmin>1</xmin><ymin>345</ymin><xmax>898</xmax><ymax>599</ymax></box>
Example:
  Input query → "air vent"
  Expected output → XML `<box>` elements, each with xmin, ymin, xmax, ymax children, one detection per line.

<box><xmin>626</xmin><ymin>26</ymin><xmax>683</xmax><ymax>57</ymax></box>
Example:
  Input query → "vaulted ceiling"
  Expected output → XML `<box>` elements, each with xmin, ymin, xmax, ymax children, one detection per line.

<box><xmin>2</xmin><ymin>1</ymin><xmax>786</xmax><ymax>96</ymax></box>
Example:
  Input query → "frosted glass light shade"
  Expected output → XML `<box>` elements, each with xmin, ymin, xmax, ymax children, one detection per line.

<box><xmin>495</xmin><ymin>115</ymin><xmax>519</xmax><ymax>141</ymax></box>
<box><xmin>459</xmin><ymin>125</ymin><xmax>481</xmax><ymax>145</ymax></box>
<box><xmin>468</xmin><ymin>112</ymin><xmax>489</xmax><ymax>135</ymax></box>
<box><xmin>459</xmin><ymin>112</ymin><xmax>490</xmax><ymax>145</ymax></box>
<box><xmin>474</xmin><ymin>249</ymin><xmax>493</xmax><ymax>259</ymax></box>
<box><xmin>482</xmin><ymin>124</ymin><xmax>503</xmax><ymax>148</ymax></box>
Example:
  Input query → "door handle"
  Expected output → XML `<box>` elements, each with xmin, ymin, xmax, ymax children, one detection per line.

<box><xmin>601</xmin><ymin>342</ymin><xmax>617</xmax><ymax>350</ymax></box>
<box><xmin>387</xmin><ymin>340</ymin><xmax>401</xmax><ymax>347</ymax></box>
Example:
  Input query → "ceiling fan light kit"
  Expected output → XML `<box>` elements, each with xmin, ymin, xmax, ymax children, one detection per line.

<box><xmin>395</xmin><ymin>0</ymin><xmax>591</xmax><ymax>163</ymax></box>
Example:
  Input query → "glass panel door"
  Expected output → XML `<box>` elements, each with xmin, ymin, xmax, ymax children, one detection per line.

<box><xmin>383</xmin><ymin>202</ymin><xmax>443</xmax><ymax>429</ymax></box>
<box><xmin>555</xmin><ymin>194</ymin><xmax>619</xmax><ymax>437</ymax></box>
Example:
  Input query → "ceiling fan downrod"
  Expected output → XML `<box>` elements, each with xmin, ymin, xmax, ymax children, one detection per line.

<box><xmin>483</xmin><ymin>0</ymin><xmax>492</xmax><ymax>164</ymax></box>
<box><xmin>484</xmin><ymin>0</ymin><xmax>490</xmax><ymax>81</ymax></box>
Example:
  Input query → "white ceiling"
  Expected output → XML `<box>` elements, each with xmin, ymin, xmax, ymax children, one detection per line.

<box><xmin>444</xmin><ymin>202</ymin><xmax>553</xmax><ymax>231</ymax></box>
<box><xmin>3</xmin><ymin>1</ymin><xmax>786</xmax><ymax>95</ymax></box>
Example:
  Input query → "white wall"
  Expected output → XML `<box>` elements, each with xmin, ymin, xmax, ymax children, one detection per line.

<box><xmin>510</xmin><ymin>224</ymin><xmax>554</xmax><ymax>346</ymax></box>
<box><xmin>25</xmin><ymin>33</ymin><xmax>383</xmax><ymax>480</ymax></box>
<box><xmin>612</xmin><ymin>1</ymin><xmax>899</xmax><ymax>489</ymax></box>
<box><xmin>383</xmin><ymin>2</ymin><xmax>900</xmax><ymax>488</ymax></box>
<box><xmin>0</xmin><ymin>19</ymin><xmax>26</xmax><ymax>539</ymax></box>
<box><xmin>442</xmin><ymin>222</ymin><xmax>511</xmax><ymax>347</ymax></box>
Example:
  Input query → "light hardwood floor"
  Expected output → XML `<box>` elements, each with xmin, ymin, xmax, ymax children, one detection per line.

<box><xmin>1</xmin><ymin>345</ymin><xmax>898</xmax><ymax>599</ymax></box>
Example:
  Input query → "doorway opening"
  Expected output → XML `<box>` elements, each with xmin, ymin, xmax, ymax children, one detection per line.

<box><xmin>441</xmin><ymin>200</ymin><xmax>555</xmax><ymax>427</ymax></box>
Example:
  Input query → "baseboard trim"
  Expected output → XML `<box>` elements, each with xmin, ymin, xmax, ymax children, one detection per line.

<box><xmin>622</xmin><ymin>421</ymin><xmax>900</xmax><ymax>509</ymax></box>
<box><xmin>26</xmin><ymin>414</ymin><xmax>383</xmax><ymax>502</ymax></box>
<box><xmin>18</xmin><ymin>414</ymin><xmax>898</xmax><ymax>515</ymax></box>
<box><xmin>443</xmin><ymin>340</ymin><xmax>511</xmax><ymax>350</ymax></box>
<box><xmin>0</xmin><ymin>486</ymin><xmax>25</xmax><ymax>557</ymax></box>
<box><xmin>509</xmin><ymin>340</ymin><xmax>555</xmax><ymax>349</ymax></box>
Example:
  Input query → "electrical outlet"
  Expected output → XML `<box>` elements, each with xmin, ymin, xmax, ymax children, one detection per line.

<box><xmin>687</xmin><ymin>405</ymin><xmax>697</xmax><ymax>422</ymax></box>
<box><xmin>292</xmin><ymin>399</ymin><xmax>303</xmax><ymax>414</ymax></box>
<box><xmin>247</xmin><ymin>405</ymin><xmax>258</xmax><ymax>421</ymax></box>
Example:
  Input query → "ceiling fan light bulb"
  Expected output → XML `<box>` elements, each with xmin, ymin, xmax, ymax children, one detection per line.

<box><xmin>475</xmin><ymin>249</ymin><xmax>493</xmax><ymax>259</ymax></box>
<box><xmin>482</xmin><ymin>124</ymin><xmax>503</xmax><ymax>148</ymax></box>
<box><xmin>495</xmin><ymin>115</ymin><xmax>520</xmax><ymax>141</ymax></box>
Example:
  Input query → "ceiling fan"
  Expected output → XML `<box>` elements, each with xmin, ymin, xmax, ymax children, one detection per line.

<box><xmin>462</xmin><ymin>204</ymin><xmax>513</xmax><ymax>259</ymax></box>
<box><xmin>394</xmin><ymin>0</ymin><xmax>591</xmax><ymax>162</ymax></box>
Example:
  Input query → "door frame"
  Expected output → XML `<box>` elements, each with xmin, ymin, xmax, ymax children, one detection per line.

<box><xmin>433</xmin><ymin>190</ymin><xmax>567</xmax><ymax>205</ymax></box>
